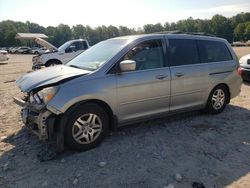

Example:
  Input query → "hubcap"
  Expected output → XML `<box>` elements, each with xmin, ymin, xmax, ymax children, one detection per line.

<box><xmin>211</xmin><ymin>89</ymin><xmax>225</xmax><ymax>110</ymax></box>
<box><xmin>72</xmin><ymin>113</ymin><xmax>102</xmax><ymax>144</ymax></box>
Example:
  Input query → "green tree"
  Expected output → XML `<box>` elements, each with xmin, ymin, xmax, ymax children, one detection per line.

<box><xmin>45</xmin><ymin>26</ymin><xmax>56</xmax><ymax>45</ymax></box>
<box><xmin>244</xmin><ymin>22</ymin><xmax>250</xmax><ymax>40</ymax></box>
<box><xmin>196</xmin><ymin>19</ymin><xmax>211</xmax><ymax>34</ymax></box>
<box><xmin>211</xmin><ymin>14</ymin><xmax>233</xmax><ymax>42</ymax></box>
<box><xmin>0</xmin><ymin>20</ymin><xmax>18</xmax><ymax>46</ymax></box>
<box><xmin>72</xmin><ymin>25</ymin><xmax>86</xmax><ymax>39</ymax></box>
<box><xmin>26</xmin><ymin>21</ymin><xmax>45</xmax><ymax>33</ymax></box>
<box><xmin>176</xmin><ymin>17</ymin><xmax>197</xmax><ymax>32</ymax></box>
<box><xmin>1</xmin><ymin>12</ymin><xmax>250</xmax><ymax>47</ymax></box>
<box><xmin>119</xmin><ymin>26</ymin><xmax>132</xmax><ymax>36</ymax></box>
<box><xmin>234</xmin><ymin>23</ymin><xmax>246</xmax><ymax>41</ymax></box>
<box><xmin>53</xmin><ymin>24</ymin><xmax>72</xmax><ymax>47</ymax></box>
<box><xmin>143</xmin><ymin>23</ymin><xmax>164</xmax><ymax>33</ymax></box>
<box><xmin>231</xmin><ymin>12</ymin><xmax>250</xmax><ymax>28</ymax></box>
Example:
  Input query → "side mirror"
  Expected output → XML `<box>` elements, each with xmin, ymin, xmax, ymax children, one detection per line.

<box><xmin>119</xmin><ymin>60</ymin><xmax>136</xmax><ymax>72</ymax></box>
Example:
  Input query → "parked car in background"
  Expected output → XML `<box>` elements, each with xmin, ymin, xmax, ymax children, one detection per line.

<box><xmin>32</xmin><ymin>38</ymin><xmax>90</xmax><ymax>69</ymax></box>
<box><xmin>16</xmin><ymin>47</ymin><xmax>31</xmax><ymax>54</ymax></box>
<box><xmin>30</xmin><ymin>47</ymin><xmax>48</xmax><ymax>54</ymax></box>
<box><xmin>28</xmin><ymin>47</ymin><xmax>39</xmax><ymax>54</ymax></box>
<box><xmin>14</xmin><ymin>33</ymin><xmax>242</xmax><ymax>152</ymax></box>
<box><xmin>0</xmin><ymin>50</ymin><xmax>9</xmax><ymax>61</ymax></box>
<box><xmin>0</xmin><ymin>47</ymin><xmax>8</xmax><ymax>51</ymax></box>
<box><xmin>9</xmin><ymin>47</ymin><xmax>19</xmax><ymax>54</ymax></box>
<box><xmin>239</xmin><ymin>54</ymin><xmax>250</xmax><ymax>81</ymax></box>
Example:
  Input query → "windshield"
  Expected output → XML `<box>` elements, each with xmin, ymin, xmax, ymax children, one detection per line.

<box><xmin>67</xmin><ymin>39</ymin><xmax>128</xmax><ymax>70</ymax></box>
<box><xmin>58</xmin><ymin>41</ymin><xmax>72</xmax><ymax>51</ymax></box>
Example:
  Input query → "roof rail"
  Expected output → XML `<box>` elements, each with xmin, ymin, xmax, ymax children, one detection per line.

<box><xmin>154</xmin><ymin>30</ymin><xmax>182</xmax><ymax>34</ymax></box>
<box><xmin>154</xmin><ymin>30</ymin><xmax>215</xmax><ymax>37</ymax></box>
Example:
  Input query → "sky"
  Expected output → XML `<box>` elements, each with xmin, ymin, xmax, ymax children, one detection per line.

<box><xmin>0</xmin><ymin>0</ymin><xmax>250</xmax><ymax>28</ymax></box>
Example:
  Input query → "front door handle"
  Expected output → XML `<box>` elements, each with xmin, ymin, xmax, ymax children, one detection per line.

<box><xmin>156</xmin><ymin>75</ymin><xmax>168</xmax><ymax>80</ymax></box>
<box><xmin>175</xmin><ymin>72</ymin><xmax>184</xmax><ymax>77</ymax></box>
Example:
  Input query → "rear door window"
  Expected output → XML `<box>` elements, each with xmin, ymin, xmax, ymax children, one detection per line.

<box><xmin>73</xmin><ymin>41</ymin><xmax>83</xmax><ymax>51</ymax></box>
<box><xmin>197</xmin><ymin>40</ymin><xmax>232</xmax><ymax>63</ymax></box>
<box><xmin>168</xmin><ymin>39</ymin><xmax>200</xmax><ymax>66</ymax></box>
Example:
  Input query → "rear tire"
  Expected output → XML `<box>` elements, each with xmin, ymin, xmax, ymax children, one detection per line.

<box><xmin>64</xmin><ymin>103</ymin><xmax>109</xmax><ymax>151</ymax></box>
<box><xmin>205</xmin><ymin>85</ymin><xmax>229</xmax><ymax>114</ymax></box>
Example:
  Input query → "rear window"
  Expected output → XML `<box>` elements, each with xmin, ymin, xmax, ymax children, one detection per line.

<box><xmin>168</xmin><ymin>39</ymin><xmax>199</xmax><ymax>66</ymax></box>
<box><xmin>197</xmin><ymin>40</ymin><xmax>232</xmax><ymax>63</ymax></box>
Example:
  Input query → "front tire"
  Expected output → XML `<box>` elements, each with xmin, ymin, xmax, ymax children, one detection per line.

<box><xmin>205</xmin><ymin>85</ymin><xmax>229</xmax><ymax>114</ymax></box>
<box><xmin>64</xmin><ymin>103</ymin><xmax>109</xmax><ymax>151</ymax></box>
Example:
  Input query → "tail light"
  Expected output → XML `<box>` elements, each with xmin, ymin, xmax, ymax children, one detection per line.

<box><xmin>237</xmin><ymin>67</ymin><xmax>242</xmax><ymax>76</ymax></box>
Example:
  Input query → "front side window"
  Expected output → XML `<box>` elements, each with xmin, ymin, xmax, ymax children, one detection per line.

<box><xmin>58</xmin><ymin>41</ymin><xmax>72</xmax><ymax>52</ymax></box>
<box><xmin>168</xmin><ymin>39</ymin><xmax>199</xmax><ymax>66</ymax></box>
<box><xmin>197</xmin><ymin>40</ymin><xmax>233</xmax><ymax>63</ymax></box>
<box><xmin>121</xmin><ymin>40</ymin><xmax>164</xmax><ymax>71</ymax></box>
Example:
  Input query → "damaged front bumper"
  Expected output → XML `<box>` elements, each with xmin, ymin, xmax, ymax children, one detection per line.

<box><xmin>13</xmin><ymin>97</ymin><xmax>56</xmax><ymax>140</ymax></box>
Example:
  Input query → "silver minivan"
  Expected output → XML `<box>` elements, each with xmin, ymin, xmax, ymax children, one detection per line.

<box><xmin>14</xmin><ymin>34</ymin><xmax>242</xmax><ymax>151</ymax></box>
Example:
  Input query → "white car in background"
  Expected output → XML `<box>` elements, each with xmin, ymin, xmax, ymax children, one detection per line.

<box><xmin>0</xmin><ymin>50</ymin><xmax>9</xmax><ymax>61</ymax></box>
<box><xmin>9</xmin><ymin>47</ymin><xmax>19</xmax><ymax>54</ymax></box>
<box><xmin>32</xmin><ymin>38</ymin><xmax>90</xmax><ymax>70</ymax></box>
<box><xmin>31</xmin><ymin>47</ymin><xmax>48</xmax><ymax>54</ymax></box>
<box><xmin>239</xmin><ymin>54</ymin><xmax>250</xmax><ymax>81</ymax></box>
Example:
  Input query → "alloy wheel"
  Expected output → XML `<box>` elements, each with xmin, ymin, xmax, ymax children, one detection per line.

<box><xmin>72</xmin><ymin>113</ymin><xmax>102</xmax><ymax>144</ymax></box>
<box><xmin>211</xmin><ymin>89</ymin><xmax>225</xmax><ymax>110</ymax></box>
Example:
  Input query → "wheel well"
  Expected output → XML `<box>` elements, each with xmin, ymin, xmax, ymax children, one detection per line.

<box><xmin>46</xmin><ymin>59</ymin><xmax>62</xmax><ymax>66</ymax></box>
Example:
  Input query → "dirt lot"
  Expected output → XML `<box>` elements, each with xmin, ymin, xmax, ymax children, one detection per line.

<box><xmin>0</xmin><ymin>51</ymin><xmax>250</xmax><ymax>188</ymax></box>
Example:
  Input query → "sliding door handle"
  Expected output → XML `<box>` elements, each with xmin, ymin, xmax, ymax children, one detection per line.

<box><xmin>155</xmin><ymin>75</ymin><xmax>168</xmax><ymax>80</ymax></box>
<box><xmin>175</xmin><ymin>72</ymin><xmax>184</xmax><ymax>77</ymax></box>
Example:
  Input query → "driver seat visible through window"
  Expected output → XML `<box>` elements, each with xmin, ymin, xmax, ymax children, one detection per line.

<box><xmin>139</xmin><ymin>47</ymin><xmax>163</xmax><ymax>70</ymax></box>
<box><xmin>123</xmin><ymin>40</ymin><xmax>164</xmax><ymax>71</ymax></box>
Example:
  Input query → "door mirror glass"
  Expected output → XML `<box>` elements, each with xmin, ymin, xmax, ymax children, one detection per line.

<box><xmin>120</xmin><ymin>60</ymin><xmax>136</xmax><ymax>72</ymax></box>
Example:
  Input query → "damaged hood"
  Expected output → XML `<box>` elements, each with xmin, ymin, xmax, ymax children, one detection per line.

<box><xmin>16</xmin><ymin>65</ymin><xmax>91</xmax><ymax>92</ymax></box>
<box><xmin>35</xmin><ymin>38</ymin><xmax>57</xmax><ymax>51</ymax></box>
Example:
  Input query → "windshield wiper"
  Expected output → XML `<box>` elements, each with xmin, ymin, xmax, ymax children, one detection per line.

<box><xmin>69</xmin><ymin>65</ymin><xmax>82</xmax><ymax>69</ymax></box>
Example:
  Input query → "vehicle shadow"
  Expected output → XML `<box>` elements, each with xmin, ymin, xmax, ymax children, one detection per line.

<box><xmin>1</xmin><ymin>104</ymin><xmax>250</xmax><ymax>187</ymax></box>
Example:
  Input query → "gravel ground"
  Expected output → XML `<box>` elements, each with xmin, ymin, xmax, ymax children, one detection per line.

<box><xmin>0</xmin><ymin>53</ymin><xmax>250</xmax><ymax>188</ymax></box>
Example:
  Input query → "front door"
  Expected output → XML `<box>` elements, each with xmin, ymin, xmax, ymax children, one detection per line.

<box><xmin>116</xmin><ymin>39</ymin><xmax>171</xmax><ymax>123</ymax></box>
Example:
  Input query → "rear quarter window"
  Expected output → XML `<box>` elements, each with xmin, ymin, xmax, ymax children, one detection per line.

<box><xmin>197</xmin><ymin>40</ymin><xmax>232</xmax><ymax>63</ymax></box>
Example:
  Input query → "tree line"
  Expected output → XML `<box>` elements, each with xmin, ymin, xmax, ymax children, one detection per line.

<box><xmin>0</xmin><ymin>12</ymin><xmax>250</xmax><ymax>47</ymax></box>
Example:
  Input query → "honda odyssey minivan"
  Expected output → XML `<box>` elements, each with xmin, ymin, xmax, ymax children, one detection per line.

<box><xmin>14</xmin><ymin>33</ymin><xmax>242</xmax><ymax>151</ymax></box>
